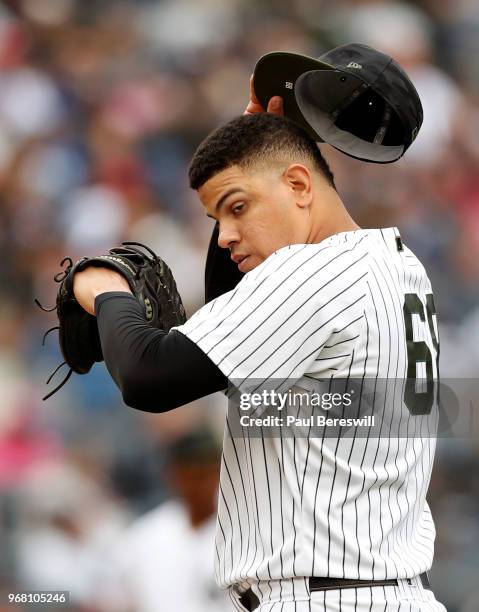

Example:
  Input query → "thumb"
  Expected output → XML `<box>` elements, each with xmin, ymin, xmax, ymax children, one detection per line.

<box><xmin>267</xmin><ymin>96</ymin><xmax>284</xmax><ymax>115</ymax></box>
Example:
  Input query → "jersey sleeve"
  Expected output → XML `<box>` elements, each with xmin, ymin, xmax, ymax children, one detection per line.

<box><xmin>173</xmin><ymin>242</ymin><xmax>368</xmax><ymax>387</ymax></box>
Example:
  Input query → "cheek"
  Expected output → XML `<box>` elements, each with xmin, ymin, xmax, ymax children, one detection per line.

<box><xmin>238</xmin><ymin>215</ymin><xmax>264</xmax><ymax>242</ymax></box>
<box><xmin>241</xmin><ymin>192</ymin><xmax>295</xmax><ymax>257</ymax></box>
<box><xmin>248</xmin><ymin>221</ymin><xmax>276</xmax><ymax>250</ymax></box>
<box><xmin>250</xmin><ymin>222</ymin><xmax>291</xmax><ymax>259</ymax></box>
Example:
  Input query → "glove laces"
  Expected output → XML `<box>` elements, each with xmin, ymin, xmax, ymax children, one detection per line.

<box><xmin>35</xmin><ymin>256</ymin><xmax>74</xmax><ymax>400</ymax></box>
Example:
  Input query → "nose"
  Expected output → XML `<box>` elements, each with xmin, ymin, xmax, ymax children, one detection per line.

<box><xmin>217</xmin><ymin>223</ymin><xmax>240</xmax><ymax>250</ymax></box>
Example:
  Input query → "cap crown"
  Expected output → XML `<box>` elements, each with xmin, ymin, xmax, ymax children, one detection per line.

<box><xmin>319</xmin><ymin>43</ymin><xmax>423</xmax><ymax>144</ymax></box>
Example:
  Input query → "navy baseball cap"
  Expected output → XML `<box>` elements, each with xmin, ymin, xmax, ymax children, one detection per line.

<box><xmin>253</xmin><ymin>43</ymin><xmax>423</xmax><ymax>163</ymax></box>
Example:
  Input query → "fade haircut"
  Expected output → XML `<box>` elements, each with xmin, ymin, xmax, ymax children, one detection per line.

<box><xmin>188</xmin><ymin>113</ymin><xmax>336</xmax><ymax>190</ymax></box>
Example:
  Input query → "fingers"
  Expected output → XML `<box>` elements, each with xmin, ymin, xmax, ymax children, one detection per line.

<box><xmin>243</xmin><ymin>74</ymin><xmax>264</xmax><ymax>115</ymax></box>
<box><xmin>243</xmin><ymin>100</ymin><xmax>264</xmax><ymax>115</ymax></box>
<box><xmin>266</xmin><ymin>96</ymin><xmax>284</xmax><ymax>115</ymax></box>
<box><xmin>244</xmin><ymin>73</ymin><xmax>284</xmax><ymax>117</ymax></box>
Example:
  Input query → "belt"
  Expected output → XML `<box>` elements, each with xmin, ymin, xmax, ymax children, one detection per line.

<box><xmin>238</xmin><ymin>573</ymin><xmax>431</xmax><ymax>611</ymax></box>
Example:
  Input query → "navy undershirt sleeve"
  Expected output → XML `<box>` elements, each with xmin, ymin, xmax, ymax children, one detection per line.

<box><xmin>95</xmin><ymin>292</ymin><xmax>228</xmax><ymax>412</ymax></box>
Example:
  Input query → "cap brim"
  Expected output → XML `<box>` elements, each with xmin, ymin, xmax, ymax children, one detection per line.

<box><xmin>205</xmin><ymin>222</ymin><xmax>244</xmax><ymax>303</ymax></box>
<box><xmin>253</xmin><ymin>52</ymin><xmax>334</xmax><ymax>142</ymax></box>
<box><xmin>295</xmin><ymin>70</ymin><xmax>406</xmax><ymax>163</ymax></box>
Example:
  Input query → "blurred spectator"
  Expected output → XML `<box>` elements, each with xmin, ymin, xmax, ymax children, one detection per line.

<box><xmin>0</xmin><ymin>389</ymin><xmax>60</xmax><ymax>490</ymax></box>
<box><xmin>13</xmin><ymin>459</ymin><xmax>130</xmax><ymax>609</ymax></box>
<box><xmin>60</xmin><ymin>185</ymin><xmax>128</xmax><ymax>254</ymax></box>
<box><xmin>138</xmin><ymin>0</ymin><xmax>241</xmax><ymax>60</ymax></box>
<box><xmin>98</xmin><ymin>427</ymin><xmax>227</xmax><ymax>612</ymax></box>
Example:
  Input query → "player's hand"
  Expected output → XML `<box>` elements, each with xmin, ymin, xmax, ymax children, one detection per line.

<box><xmin>73</xmin><ymin>266</ymin><xmax>131</xmax><ymax>316</ymax></box>
<box><xmin>244</xmin><ymin>75</ymin><xmax>284</xmax><ymax>116</ymax></box>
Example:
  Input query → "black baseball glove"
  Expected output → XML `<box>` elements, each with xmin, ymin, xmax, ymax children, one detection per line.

<box><xmin>37</xmin><ymin>242</ymin><xmax>186</xmax><ymax>400</ymax></box>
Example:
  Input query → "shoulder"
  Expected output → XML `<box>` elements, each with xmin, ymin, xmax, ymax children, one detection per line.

<box><xmin>173</xmin><ymin>236</ymin><xmax>370</xmax><ymax>344</ymax></box>
<box><xmin>255</xmin><ymin>238</ymin><xmax>366</xmax><ymax>276</ymax></box>
<box><xmin>239</xmin><ymin>238</ymin><xmax>369</xmax><ymax>292</ymax></box>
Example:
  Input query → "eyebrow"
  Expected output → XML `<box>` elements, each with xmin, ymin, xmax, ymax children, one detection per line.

<box><xmin>206</xmin><ymin>188</ymin><xmax>245</xmax><ymax>219</ymax></box>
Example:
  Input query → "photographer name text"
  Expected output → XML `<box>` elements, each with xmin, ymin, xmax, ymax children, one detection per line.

<box><xmin>240</xmin><ymin>415</ymin><xmax>375</xmax><ymax>427</ymax></box>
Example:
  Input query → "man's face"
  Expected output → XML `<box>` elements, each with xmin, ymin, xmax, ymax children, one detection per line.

<box><xmin>198</xmin><ymin>164</ymin><xmax>310</xmax><ymax>273</ymax></box>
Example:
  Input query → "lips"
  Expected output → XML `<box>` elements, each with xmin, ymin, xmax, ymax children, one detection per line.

<box><xmin>231</xmin><ymin>254</ymin><xmax>250</xmax><ymax>271</ymax></box>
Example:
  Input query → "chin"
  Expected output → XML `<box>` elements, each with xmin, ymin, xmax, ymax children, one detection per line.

<box><xmin>239</xmin><ymin>256</ymin><xmax>260</xmax><ymax>273</ymax></box>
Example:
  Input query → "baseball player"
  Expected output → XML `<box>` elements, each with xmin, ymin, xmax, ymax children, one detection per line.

<box><xmin>71</xmin><ymin>112</ymin><xmax>445</xmax><ymax>611</ymax></box>
<box><xmin>69</xmin><ymin>50</ymin><xmax>446</xmax><ymax>612</ymax></box>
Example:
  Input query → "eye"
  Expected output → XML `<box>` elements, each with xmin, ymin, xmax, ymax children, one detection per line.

<box><xmin>232</xmin><ymin>202</ymin><xmax>245</xmax><ymax>215</ymax></box>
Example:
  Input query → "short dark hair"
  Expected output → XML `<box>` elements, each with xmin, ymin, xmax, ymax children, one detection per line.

<box><xmin>188</xmin><ymin>113</ymin><xmax>336</xmax><ymax>190</ymax></box>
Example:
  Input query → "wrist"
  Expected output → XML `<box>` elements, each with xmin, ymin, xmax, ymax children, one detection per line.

<box><xmin>91</xmin><ymin>279</ymin><xmax>132</xmax><ymax>313</ymax></box>
<box><xmin>73</xmin><ymin>267</ymin><xmax>132</xmax><ymax>316</ymax></box>
<box><xmin>92</xmin><ymin>281</ymin><xmax>131</xmax><ymax>299</ymax></box>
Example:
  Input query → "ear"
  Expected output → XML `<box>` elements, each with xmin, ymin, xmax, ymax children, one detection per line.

<box><xmin>282</xmin><ymin>164</ymin><xmax>313</xmax><ymax>209</ymax></box>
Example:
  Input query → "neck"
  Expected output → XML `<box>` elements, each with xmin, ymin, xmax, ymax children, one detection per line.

<box><xmin>309</xmin><ymin>186</ymin><xmax>360</xmax><ymax>244</ymax></box>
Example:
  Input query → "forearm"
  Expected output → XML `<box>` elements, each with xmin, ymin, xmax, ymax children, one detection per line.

<box><xmin>95</xmin><ymin>292</ymin><xmax>227</xmax><ymax>412</ymax></box>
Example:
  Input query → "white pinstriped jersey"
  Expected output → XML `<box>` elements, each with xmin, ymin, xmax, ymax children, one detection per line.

<box><xmin>175</xmin><ymin>227</ymin><xmax>440</xmax><ymax>591</ymax></box>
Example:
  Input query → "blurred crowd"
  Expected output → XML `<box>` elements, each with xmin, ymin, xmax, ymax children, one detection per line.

<box><xmin>0</xmin><ymin>0</ymin><xmax>478</xmax><ymax>610</ymax></box>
